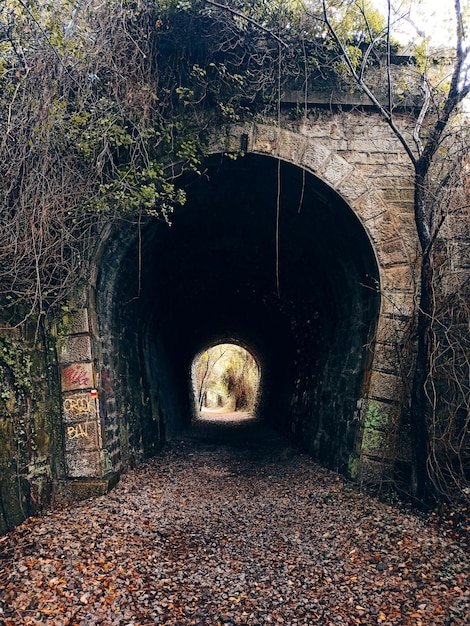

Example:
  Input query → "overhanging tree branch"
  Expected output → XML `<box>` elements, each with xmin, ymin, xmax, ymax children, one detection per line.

<box><xmin>204</xmin><ymin>0</ymin><xmax>289</xmax><ymax>49</ymax></box>
<box><xmin>318</xmin><ymin>0</ymin><xmax>418</xmax><ymax>165</ymax></box>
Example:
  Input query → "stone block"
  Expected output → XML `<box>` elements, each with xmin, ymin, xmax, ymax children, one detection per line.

<box><xmin>364</xmin><ymin>210</ymin><xmax>401</xmax><ymax>243</ymax></box>
<box><xmin>380</xmin><ymin>186</ymin><xmax>415</xmax><ymax>205</ymax></box>
<box><xmin>356</xmin><ymin>152</ymin><xmax>390</xmax><ymax>166</ymax></box>
<box><xmin>62</xmin><ymin>391</ymin><xmax>98</xmax><ymax>423</ymax></box>
<box><xmin>320</xmin><ymin>152</ymin><xmax>354</xmax><ymax>188</ymax></box>
<box><xmin>300</xmin><ymin>141</ymin><xmax>331</xmax><ymax>172</ymax></box>
<box><xmin>57</xmin><ymin>334</ymin><xmax>92</xmax><ymax>365</ymax></box>
<box><xmin>359</xmin><ymin>122</ymin><xmax>393</xmax><ymax>140</ymax></box>
<box><xmin>277</xmin><ymin>129</ymin><xmax>306</xmax><ymax>165</ymax></box>
<box><xmin>370</xmin><ymin>172</ymin><xmax>412</xmax><ymax>193</ymax></box>
<box><xmin>363</xmin><ymin>399</ymin><xmax>394</xmax><ymax>429</ymax></box>
<box><xmin>297</xmin><ymin>118</ymin><xmax>339</xmax><ymax>141</ymax></box>
<box><xmin>52</xmin><ymin>473</ymin><xmax>119</xmax><ymax>504</ymax></box>
<box><xmin>390</xmin><ymin>216</ymin><xmax>419</xmax><ymax>239</ymax></box>
<box><xmin>368</xmin><ymin>370</ymin><xmax>402</xmax><ymax>403</ymax></box>
<box><xmin>348</xmin><ymin>137</ymin><xmax>402</xmax><ymax>154</ymax></box>
<box><xmin>372</xmin><ymin>342</ymin><xmax>402</xmax><ymax>374</ymax></box>
<box><xmin>228</xmin><ymin>126</ymin><xmax>249</xmax><ymax>153</ymax></box>
<box><xmin>63</xmin><ymin>308</ymin><xmax>89</xmax><ymax>335</ymax></box>
<box><xmin>375</xmin><ymin>238</ymin><xmax>409</xmax><ymax>267</ymax></box>
<box><xmin>61</xmin><ymin>362</ymin><xmax>94</xmax><ymax>391</ymax></box>
<box><xmin>352</xmin><ymin>190</ymin><xmax>387</xmax><ymax>222</ymax></box>
<box><xmin>252</xmin><ymin>124</ymin><xmax>280</xmax><ymax>155</ymax></box>
<box><xmin>207</xmin><ymin>134</ymin><xmax>226</xmax><ymax>154</ymax></box>
<box><xmin>387</xmin><ymin>212</ymin><xmax>417</xmax><ymax>235</ymax></box>
<box><xmin>65</xmin><ymin>449</ymin><xmax>102</xmax><ymax>479</ymax></box>
<box><xmin>362</xmin><ymin>427</ymin><xmax>386</xmax><ymax>453</ymax></box>
<box><xmin>374</xmin><ymin>315</ymin><xmax>412</xmax><ymax>348</ymax></box>
<box><xmin>381</xmin><ymin>289</ymin><xmax>415</xmax><ymax>317</ymax></box>
<box><xmin>382</xmin><ymin>264</ymin><xmax>415</xmax><ymax>291</ymax></box>
<box><xmin>64</xmin><ymin>419</ymin><xmax>100</xmax><ymax>453</ymax></box>
<box><xmin>335</xmin><ymin>171</ymin><xmax>369</xmax><ymax>202</ymax></box>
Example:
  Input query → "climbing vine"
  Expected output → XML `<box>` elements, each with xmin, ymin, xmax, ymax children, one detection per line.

<box><xmin>0</xmin><ymin>337</ymin><xmax>33</xmax><ymax>405</ymax></box>
<box><xmin>0</xmin><ymin>0</ymin><xmax>393</xmax><ymax>322</ymax></box>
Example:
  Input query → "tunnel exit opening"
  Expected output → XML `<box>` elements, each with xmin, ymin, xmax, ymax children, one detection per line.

<box><xmin>191</xmin><ymin>342</ymin><xmax>261</xmax><ymax>422</ymax></box>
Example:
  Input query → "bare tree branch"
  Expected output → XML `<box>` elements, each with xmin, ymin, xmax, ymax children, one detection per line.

<box><xmin>204</xmin><ymin>0</ymin><xmax>289</xmax><ymax>49</ymax></box>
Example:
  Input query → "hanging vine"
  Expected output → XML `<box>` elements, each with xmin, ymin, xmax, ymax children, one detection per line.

<box><xmin>0</xmin><ymin>0</ymin><xmax>388</xmax><ymax>323</ymax></box>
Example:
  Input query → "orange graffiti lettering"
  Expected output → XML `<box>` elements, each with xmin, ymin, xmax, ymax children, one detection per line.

<box><xmin>63</xmin><ymin>397</ymin><xmax>91</xmax><ymax>415</ymax></box>
<box><xmin>67</xmin><ymin>423</ymin><xmax>90</xmax><ymax>440</ymax></box>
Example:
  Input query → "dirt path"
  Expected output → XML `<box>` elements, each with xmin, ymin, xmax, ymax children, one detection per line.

<box><xmin>1</xmin><ymin>418</ymin><xmax>469</xmax><ymax>625</ymax></box>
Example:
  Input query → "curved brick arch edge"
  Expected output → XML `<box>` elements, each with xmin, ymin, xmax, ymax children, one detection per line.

<box><xmin>56</xmin><ymin>124</ymin><xmax>417</xmax><ymax>489</ymax></box>
<box><xmin>212</xmin><ymin>122</ymin><xmax>417</xmax><ymax>483</ymax></box>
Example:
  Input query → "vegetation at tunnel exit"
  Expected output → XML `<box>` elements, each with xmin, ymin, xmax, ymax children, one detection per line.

<box><xmin>193</xmin><ymin>344</ymin><xmax>260</xmax><ymax>414</ymax></box>
<box><xmin>0</xmin><ymin>0</ymin><xmax>469</xmax><ymax>507</ymax></box>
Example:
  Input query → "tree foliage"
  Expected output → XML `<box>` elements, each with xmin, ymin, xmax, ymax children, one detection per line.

<box><xmin>0</xmin><ymin>0</ymin><xmax>178</xmax><ymax>320</ymax></box>
<box><xmin>194</xmin><ymin>344</ymin><xmax>260</xmax><ymax>413</ymax></box>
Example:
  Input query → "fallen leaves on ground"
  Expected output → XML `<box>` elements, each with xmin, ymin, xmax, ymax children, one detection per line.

<box><xmin>0</xmin><ymin>420</ymin><xmax>469</xmax><ymax>625</ymax></box>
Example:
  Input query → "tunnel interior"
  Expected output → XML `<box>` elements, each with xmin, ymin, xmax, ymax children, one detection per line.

<box><xmin>96</xmin><ymin>153</ymin><xmax>380</xmax><ymax>476</ymax></box>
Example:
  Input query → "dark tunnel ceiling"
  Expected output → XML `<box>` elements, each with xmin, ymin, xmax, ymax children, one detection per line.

<box><xmin>132</xmin><ymin>153</ymin><xmax>379</xmax><ymax>352</ymax></box>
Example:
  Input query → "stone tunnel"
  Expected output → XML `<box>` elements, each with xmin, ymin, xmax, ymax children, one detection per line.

<box><xmin>57</xmin><ymin>117</ymin><xmax>418</xmax><ymax>496</ymax></box>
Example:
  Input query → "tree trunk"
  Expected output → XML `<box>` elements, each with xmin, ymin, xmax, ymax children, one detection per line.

<box><xmin>409</xmin><ymin>168</ymin><xmax>435</xmax><ymax>502</ymax></box>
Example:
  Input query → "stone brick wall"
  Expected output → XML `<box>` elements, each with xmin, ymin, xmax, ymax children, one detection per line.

<box><xmin>0</xmin><ymin>324</ymin><xmax>59</xmax><ymax>534</ymax></box>
<box><xmin>3</xmin><ymin>104</ymin><xmax>468</xmax><ymax>533</ymax></box>
<box><xmin>58</xmin><ymin>111</ymin><xmax>419</xmax><ymax>490</ymax></box>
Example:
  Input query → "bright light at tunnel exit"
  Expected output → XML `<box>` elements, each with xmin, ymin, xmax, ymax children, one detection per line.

<box><xmin>192</xmin><ymin>343</ymin><xmax>261</xmax><ymax>421</ymax></box>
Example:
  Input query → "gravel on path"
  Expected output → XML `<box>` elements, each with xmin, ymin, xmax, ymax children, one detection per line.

<box><xmin>1</xmin><ymin>417</ymin><xmax>469</xmax><ymax>626</ymax></box>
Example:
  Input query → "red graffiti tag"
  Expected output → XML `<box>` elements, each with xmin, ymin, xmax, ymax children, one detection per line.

<box><xmin>63</xmin><ymin>364</ymin><xmax>92</xmax><ymax>389</ymax></box>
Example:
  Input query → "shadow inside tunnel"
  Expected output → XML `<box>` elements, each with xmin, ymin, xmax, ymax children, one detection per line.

<box><xmin>177</xmin><ymin>411</ymin><xmax>295</xmax><ymax>454</ymax></box>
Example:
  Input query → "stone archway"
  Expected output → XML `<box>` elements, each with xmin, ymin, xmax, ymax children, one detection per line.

<box><xmin>57</xmin><ymin>118</ymin><xmax>417</xmax><ymax>488</ymax></box>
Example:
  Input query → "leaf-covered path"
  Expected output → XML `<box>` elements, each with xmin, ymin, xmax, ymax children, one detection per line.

<box><xmin>1</xmin><ymin>417</ymin><xmax>469</xmax><ymax>625</ymax></box>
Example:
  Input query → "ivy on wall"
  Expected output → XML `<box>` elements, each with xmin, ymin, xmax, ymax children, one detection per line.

<box><xmin>0</xmin><ymin>0</ymin><xmax>391</xmax><ymax>321</ymax></box>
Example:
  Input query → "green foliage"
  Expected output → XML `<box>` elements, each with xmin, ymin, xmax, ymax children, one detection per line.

<box><xmin>92</xmin><ymin>163</ymin><xmax>186</xmax><ymax>219</ymax></box>
<box><xmin>330</xmin><ymin>0</ymin><xmax>388</xmax><ymax>44</ymax></box>
<box><xmin>194</xmin><ymin>344</ymin><xmax>260</xmax><ymax>412</ymax></box>
<box><xmin>0</xmin><ymin>337</ymin><xmax>33</xmax><ymax>404</ymax></box>
<box><xmin>364</xmin><ymin>402</ymin><xmax>388</xmax><ymax>429</ymax></box>
<box><xmin>347</xmin><ymin>454</ymin><xmax>360</xmax><ymax>478</ymax></box>
<box><xmin>361</xmin><ymin>402</ymin><xmax>388</xmax><ymax>453</ymax></box>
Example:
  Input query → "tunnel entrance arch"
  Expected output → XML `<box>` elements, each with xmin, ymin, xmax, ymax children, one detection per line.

<box><xmin>87</xmin><ymin>150</ymin><xmax>389</xmax><ymax>482</ymax></box>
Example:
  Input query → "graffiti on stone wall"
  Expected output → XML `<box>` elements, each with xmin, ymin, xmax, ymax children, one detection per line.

<box><xmin>66</xmin><ymin>422</ymin><xmax>91</xmax><ymax>440</ymax></box>
<box><xmin>64</xmin><ymin>364</ymin><xmax>92</xmax><ymax>388</ymax></box>
<box><xmin>61</xmin><ymin>362</ymin><xmax>94</xmax><ymax>392</ymax></box>
<box><xmin>63</xmin><ymin>396</ymin><xmax>91</xmax><ymax>415</ymax></box>
<box><xmin>62</xmin><ymin>389</ymin><xmax>97</xmax><ymax>424</ymax></box>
